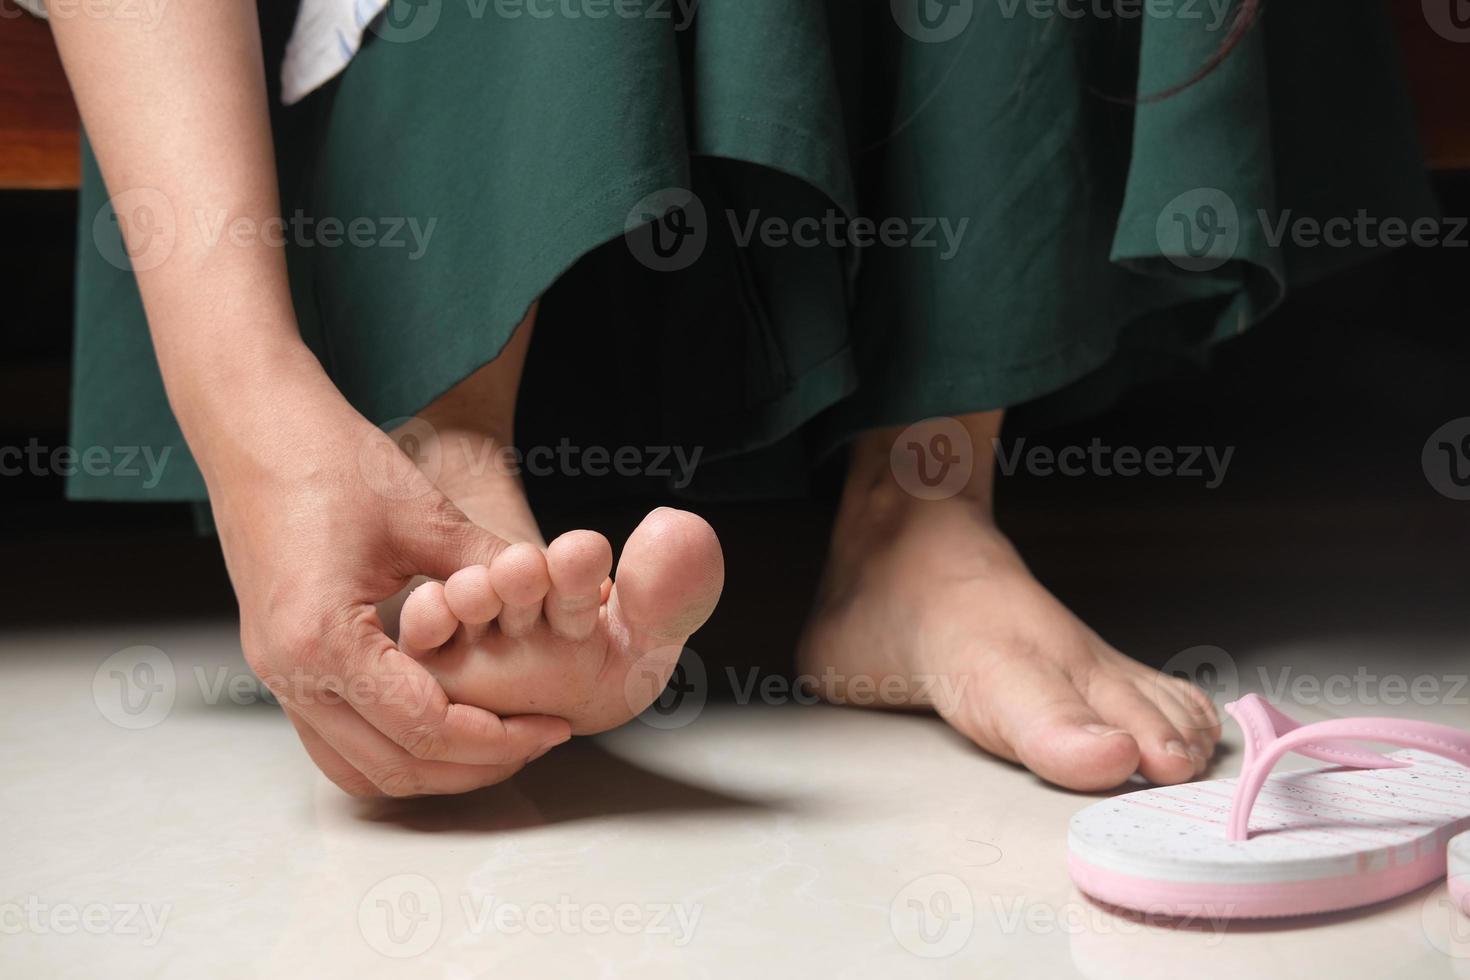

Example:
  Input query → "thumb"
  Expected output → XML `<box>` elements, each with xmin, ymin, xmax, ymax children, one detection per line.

<box><xmin>390</xmin><ymin>494</ymin><xmax>511</xmax><ymax>582</ymax></box>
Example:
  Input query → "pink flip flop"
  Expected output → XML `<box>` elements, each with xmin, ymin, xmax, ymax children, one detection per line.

<box><xmin>1068</xmin><ymin>694</ymin><xmax>1470</xmax><ymax>918</ymax></box>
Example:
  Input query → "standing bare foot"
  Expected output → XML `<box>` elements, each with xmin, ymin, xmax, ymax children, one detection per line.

<box><xmin>381</xmin><ymin>304</ymin><xmax>725</xmax><ymax>735</ymax></box>
<box><xmin>797</xmin><ymin>412</ymin><xmax>1220</xmax><ymax>791</ymax></box>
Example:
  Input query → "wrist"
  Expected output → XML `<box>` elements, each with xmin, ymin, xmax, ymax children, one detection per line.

<box><xmin>166</xmin><ymin>335</ymin><xmax>361</xmax><ymax>490</ymax></box>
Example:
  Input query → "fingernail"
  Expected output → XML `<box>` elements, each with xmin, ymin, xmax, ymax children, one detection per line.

<box><xmin>1083</xmin><ymin>724</ymin><xmax>1127</xmax><ymax>737</ymax></box>
<box><xmin>1166</xmin><ymin>739</ymin><xmax>1192</xmax><ymax>761</ymax></box>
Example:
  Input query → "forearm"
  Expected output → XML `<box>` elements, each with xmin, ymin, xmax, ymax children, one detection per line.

<box><xmin>50</xmin><ymin>2</ymin><xmax>339</xmax><ymax>475</ymax></box>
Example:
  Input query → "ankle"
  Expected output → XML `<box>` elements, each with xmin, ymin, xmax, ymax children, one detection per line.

<box><xmin>412</xmin><ymin>303</ymin><xmax>535</xmax><ymax>465</ymax></box>
<box><xmin>388</xmin><ymin>416</ymin><xmax>541</xmax><ymax>543</ymax></box>
<box><xmin>834</xmin><ymin>419</ymin><xmax>1000</xmax><ymax>540</ymax></box>
<box><xmin>427</xmin><ymin>426</ymin><xmax>526</xmax><ymax>501</ymax></box>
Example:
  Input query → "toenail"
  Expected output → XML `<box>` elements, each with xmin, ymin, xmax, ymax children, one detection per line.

<box><xmin>1083</xmin><ymin>724</ymin><xmax>1127</xmax><ymax>738</ymax></box>
<box><xmin>1165</xmin><ymin>739</ymin><xmax>1192</xmax><ymax>761</ymax></box>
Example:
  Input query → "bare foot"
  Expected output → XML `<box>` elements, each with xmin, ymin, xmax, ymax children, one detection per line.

<box><xmin>398</xmin><ymin>505</ymin><xmax>723</xmax><ymax>735</ymax></box>
<box><xmin>381</xmin><ymin>305</ymin><xmax>725</xmax><ymax>736</ymax></box>
<box><xmin>797</xmin><ymin>413</ymin><xmax>1221</xmax><ymax>791</ymax></box>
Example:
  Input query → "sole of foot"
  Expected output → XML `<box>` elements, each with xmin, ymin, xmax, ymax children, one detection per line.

<box><xmin>398</xmin><ymin>507</ymin><xmax>724</xmax><ymax>736</ymax></box>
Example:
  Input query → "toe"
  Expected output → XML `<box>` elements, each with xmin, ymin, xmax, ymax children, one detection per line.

<box><xmin>960</xmin><ymin>660</ymin><xmax>1142</xmax><ymax>792</ymax></box>
<box><xmin>489</xmin><ymin>543</ymin><xmax>551</xmax><ymax>638</ymax></box>
<box><xmin>1141</xmin><ymin>673</ymin><xmax>1220</xmax><ymax>767</ymax></box>
<box><xmin>445</xmin><ymin>565</ymin><xmax>502</xmax><ymax>625</ymax></box>
<box><xmin>1163</xmin><ymin>674</ymin><xmax>1223</xmax><ymax>743</ymax></box>
<box><xmin>608</xmin><ymin>508</ymin><xmax>724</xmax><ymax>649</ymax></box>
<box><xmin>1088</xmin><ymin>676</ymin><xmax>1201</xmax><ymax>784</ymax></box>
<box><xmin>545</xmin><ymin>530</ymin><xmax>613</xmax><ymax>640</ymax></box>
<box><xmin>399</xmin><ymin>580</ymin><xmax>459</xmax><ymax>658</ymax></box>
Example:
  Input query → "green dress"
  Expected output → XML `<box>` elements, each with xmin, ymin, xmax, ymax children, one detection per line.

<box><xmin>68</xmin><ymin>0</ymin><xmax>1436</xmax><ymax>502</ymax></box>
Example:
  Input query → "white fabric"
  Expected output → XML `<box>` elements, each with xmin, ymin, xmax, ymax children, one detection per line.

<box><xmin>18</xmin><ymin>0</ymin><xmax>380</xmax><ymax>105</ymax></box>
<box><xmin>280</xmin><ymin>0</ymin><xmax>390</xmax><ymax>105</ymax></box>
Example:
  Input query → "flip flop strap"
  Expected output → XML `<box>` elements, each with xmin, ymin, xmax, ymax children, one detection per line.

<box><xmin>1224</xmin><ymin>694</ymin><xmax>1470</xmax><ymax>840</ymax></box>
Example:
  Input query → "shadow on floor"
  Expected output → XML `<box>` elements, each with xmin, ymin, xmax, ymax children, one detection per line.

<box><xmin>349</xmin><ymin>735</ymin><xmax>785</xmax><ymax>835</ymax></box>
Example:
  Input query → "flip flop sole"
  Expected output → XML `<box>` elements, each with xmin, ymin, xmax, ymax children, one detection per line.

<box><xmin>1068</xmin><ymin>847</ymin><xmax>1448</xmax><ymax>919</ymax></box>
<box><xmin>1070</xmin><ymin>750</ymin><xmax>1470</xmax><ymax>919</ymax></box>
<box><xmin>1450</xmin><ymin>832</ymin><xmax>1470</xmax><ymax>916</ymax></box>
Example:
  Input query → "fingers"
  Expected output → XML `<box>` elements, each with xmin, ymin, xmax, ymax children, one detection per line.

<box><xmin>389</xmin><ymin>493</ymin><xmax>511</xmax><ymax>584</ymax></box>
<box><xmin>329</xmin><ymin>633</ymin><xmax>570</xmax><ymax>766</ymax></box>
<box><xmin>284</xmin><ymin>704</ymin><xmax>380</xmax><ymax>797</ymax></box>
<box><xmin>293</xmin><ymin>699</ymin><xmax>532</xmax><ymax>798</ymax></box>
<box><xmin>280</xmin><ymin>643</ymin><xmax>570</xmax><ymax>797</ymax></box>
<box><xmin>275</xmin><ymin>600</ymin><xmax>570</xmax><ymax>796</ymax></box>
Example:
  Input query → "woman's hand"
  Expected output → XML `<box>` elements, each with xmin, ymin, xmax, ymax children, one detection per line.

<box><xmin>204</xmin><ymin>355</ymin><xmax>570</xmax><ymax>797</ymax></box>
<box><xmin>49</xmin><ymin>3</ymin><xmax>569</xmax><ymax>794</ymax></box>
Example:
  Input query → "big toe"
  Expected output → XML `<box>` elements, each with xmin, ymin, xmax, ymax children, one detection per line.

<box><xmin>962</xmin><ymin>664</ymin><xmax>1143</xmax><ymax>792</ymax></box>
<box><xmin>607</xmin><ymin>507</ymin><xmax>724</xmax><ymax>662</ymax></box>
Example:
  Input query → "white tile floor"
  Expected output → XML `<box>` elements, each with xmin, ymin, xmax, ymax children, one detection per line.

<box><xmin>3</xmin><ymin>613</ymin><xmax>1470</xmax><ymax>978</ymax></box>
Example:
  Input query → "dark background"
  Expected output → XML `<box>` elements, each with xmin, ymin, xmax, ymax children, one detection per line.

<box><xmin>4</xmin><ymin>175</ymin><xmax>1467</xmax><ymax>687</ymax></box>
